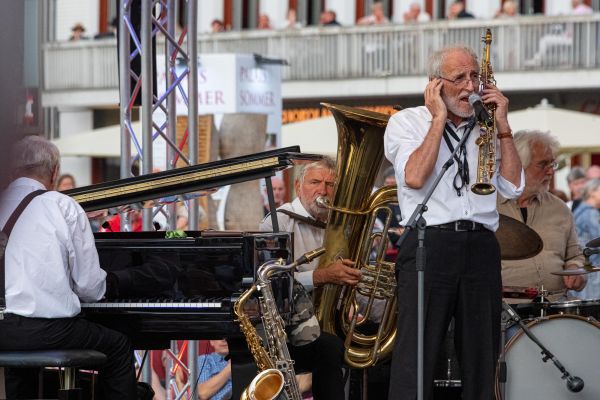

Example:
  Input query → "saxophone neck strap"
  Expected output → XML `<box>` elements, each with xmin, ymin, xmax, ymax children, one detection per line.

<box><xmin>277</xmin><ymin>209</ymin><xmax>326</xmax><ymax>229</ymax></box>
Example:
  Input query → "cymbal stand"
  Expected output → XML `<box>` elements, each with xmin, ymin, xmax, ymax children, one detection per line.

<box><xmin>501</xmin><ymin>302</ymin><xmax>584</xmax><ymax>396</ymax></box>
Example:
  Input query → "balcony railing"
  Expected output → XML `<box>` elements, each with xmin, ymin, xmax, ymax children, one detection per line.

<box><xmin>43</xmin><ymin>14</ymin><xmax>600</xmax><ymax>91</ymax></box>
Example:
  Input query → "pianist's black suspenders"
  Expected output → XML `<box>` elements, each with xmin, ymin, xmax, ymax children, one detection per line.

<box><xmin>0</xmin><ymin>190</ymin><xmax>46</xmax><ymax>318</ymax></box>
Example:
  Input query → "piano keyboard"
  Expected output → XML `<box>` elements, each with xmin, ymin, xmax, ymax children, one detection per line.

<box><xmin>81</xmin><ymin>299</ymin><xmax>224</xmax><ymax>309</ymax></box>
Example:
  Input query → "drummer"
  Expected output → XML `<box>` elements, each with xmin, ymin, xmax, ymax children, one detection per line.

<box><xmin>498</xmin><ymin>130</ymin><xmax>586</xmax><ymax>302</ymax></box>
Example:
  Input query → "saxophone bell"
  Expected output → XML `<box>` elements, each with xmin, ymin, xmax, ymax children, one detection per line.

<box><xmin>241</xmin><ymin>369</ymin><xmax>285</xmax><ymax>400</ymax></box>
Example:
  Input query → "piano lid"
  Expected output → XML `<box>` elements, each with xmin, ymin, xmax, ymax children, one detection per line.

<box><xmin>63</xmin><ymin>146</ymin><xmax>321</xmax><ymax>211</ymax></box>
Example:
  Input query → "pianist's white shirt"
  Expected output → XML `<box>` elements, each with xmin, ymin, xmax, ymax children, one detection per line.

<box><xmin>0</xmin><ymin>177</ymin><xmax>106</xmax><ymax>318</ymax></box>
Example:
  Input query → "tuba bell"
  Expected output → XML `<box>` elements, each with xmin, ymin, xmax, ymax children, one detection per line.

<box><xmin>313</xmin><ymin>103</ymin><xmax>398</xmax><ymax>368</ymax></box>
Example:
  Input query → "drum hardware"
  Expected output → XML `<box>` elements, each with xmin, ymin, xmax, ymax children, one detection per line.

<box><xmin>501</xmin><ymin>302</ymin><xmax>585</xmax><ymax>397</ymax></box>
<box><xmin>553</xmin><ymin>247</ymin><xmax>600</xmax><ymax>276</ymax></box>
<box><xmin>496</xmin><ymin>215</ymin><xmax>543</xmax><ymax>260</ymax></box>
<box><xmin>585</xmin><ymin>237</ymin><xmax>600</xmax><ymax>248</ymax></box>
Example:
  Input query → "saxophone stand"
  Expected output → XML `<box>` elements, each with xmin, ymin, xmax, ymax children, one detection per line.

<box><xmin>501</xmin><ymin>302</ymin><xmax>584</xmax><ymax>398</ymax></box>
<box><xmin>395</xmin><ymin>122</ymin><xmax>475</xmax><ymax>400</ymax></box>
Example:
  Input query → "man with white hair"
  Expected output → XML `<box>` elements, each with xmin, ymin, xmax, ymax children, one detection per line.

<box><xmin>499</xmin><ymin>130</ymin><xmax>586</xmax><ymax>299</ymax></box>
<box><xmin>0</xmin><ymin>136</ymin><xmax>136</xmax><ymax>399</ymax></box>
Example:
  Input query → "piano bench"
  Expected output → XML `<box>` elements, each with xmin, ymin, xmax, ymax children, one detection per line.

<box><xmin>0</xmin><ymin>349</ymin><xmax>107</xmax><ymax>400</ymax></box>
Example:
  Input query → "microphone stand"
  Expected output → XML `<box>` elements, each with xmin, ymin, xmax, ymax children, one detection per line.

<box><xmin>395</xmin><ymin>121</ymin><xmax>476</xmax><ymax>400</ymax></box>
<box><xmin>501</xmin><ymin>302</ymin><xmax>585</xmax><ymax>396</ymax></box>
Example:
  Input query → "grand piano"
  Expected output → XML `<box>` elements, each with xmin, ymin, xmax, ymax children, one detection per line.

<box><xmin>64</xmin><ymin>146</ymin><xmax>317</xmax><ymax>396</ymax></box>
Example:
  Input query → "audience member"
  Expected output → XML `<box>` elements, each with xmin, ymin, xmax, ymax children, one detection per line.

<box><xmin>194</xmin><ymin>340</ymin><xmax>232</xmax><ymax>400</ymax></box>
<box><xmin>320</xmin><ymin>10</ymin><xmax>341</xmax><ymax>26</ymax></box>
<box><xmin>567</xmin><ymin>166</ymin><xmax>587</xmax><ymax>211</ymax></box>
<box><xmin>403</xmin><ymin>2</ymin><xmax>431</xmax><ymax>23</ymax></box>
<box><xmin>57</xmin><ymin>173</ymin><xmax>76</xmax><ymax>191</ymax></box>
<box><xmin>495</xmin><ymin>0</ymin><xmax>519</xmax><ymax>18</ymax></box>
<box><xmin>357</xmin><ymin>1</ymin><xmax>390</xmax><ymax>25</ymax></box>
<box><xmin>94</xmin><ymin>17</ymin><xmax>118</xmax><ymax>39</ymax></box>
<box><xmin>571</xmin><ymin>0</ymin><xmax>593</xmax><ymax>15</ymax></box>
<box><xmin>284</xmin><ymin>8</ymin><xmax>303</xmax><ymax>29</ymax></box>
<box><xmin>263</xmin><ymin>176</ymin><xmax>286</xmax><ymax>215</ymax></box>
<box><xmin>447</xmin><ymin>1</ymin><xmax>475</xmax><ymax>19</ymax></box>
<box><xmin>524</xmin><ymin>0</ymin><xmax>592</xmax><ymax>67</ymax></box>
<box><xmin>257</xmin><ymin>14</ymin><xmax>272</xmax><ymax>30</ymax></box>
<box><xmin>569</xmin><ymin>179</ymin><xmax>600</xmax><ymax>300</ymax></box>
<box><xmin>211</xmin><ymin>19</ymin><xmax>225</xmax><ymax>33</ymax></box>
<box><xmin>586</xmin><ymin>164</ymin><xmax>600</xmax><ymax>179</ymax></box>
<box><xmin>69</xmin><ymin>23</ymin><xmax>88</xmax><ymax>41</ymax></box>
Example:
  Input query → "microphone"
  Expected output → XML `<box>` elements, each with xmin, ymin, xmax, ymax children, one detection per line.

<box><xmin>468</xmin><ymin>93</ymin><xmax>493</xmax><ymax>126</ymax></box>
<box><xmin>566</xmin><ymin>375</ymin><xmax>584</xmax><ymax>393</ymax></box>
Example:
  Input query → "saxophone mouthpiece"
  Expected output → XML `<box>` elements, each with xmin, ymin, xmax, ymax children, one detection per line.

<box><xmin>295</xmin><ymin>247</ymin><xmax>326</xmax><ymax>267</ymax></box>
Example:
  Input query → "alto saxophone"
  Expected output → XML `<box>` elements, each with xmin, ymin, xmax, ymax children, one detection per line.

<box><xmin>471</xmin><ymin>28</ymin><xmax>497</xmax><ymax>195</ymax></box>
<box><xmin>234</xmin><ymin>248</ymin><xmax>325</xmax><ymax>400</ymax></box>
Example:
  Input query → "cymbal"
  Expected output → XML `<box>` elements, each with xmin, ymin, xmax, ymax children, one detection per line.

<box><xmin>586</xmin><ymin>236</ymin><xmax>600</xmax><ymax>248</ymax></box>
<box><xmin>496</xmin><ymin>214</ymin><xmax>543</xmax><ymax>260</ymax></box>
<box><xmin>551</xmin><ymin>267</ymin><xmax>600</xmax><ymax>276</ymax></box>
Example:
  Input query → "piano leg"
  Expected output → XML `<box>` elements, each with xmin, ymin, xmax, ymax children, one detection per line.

<box><xmin>228</xmin><ymin>337</ymin><xmax>256</xmax><ymax>399</ymax></box>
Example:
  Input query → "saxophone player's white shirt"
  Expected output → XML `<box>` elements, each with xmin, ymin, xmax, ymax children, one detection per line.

<box><xmin>259</xmin><ymin>197</ymin><xmax>323</xmax><ymax>291</ymax></box>
<box><xmin>385</xmin><ymin>106</ymin><xmax>524</xmax><ymax>232</ymax></box>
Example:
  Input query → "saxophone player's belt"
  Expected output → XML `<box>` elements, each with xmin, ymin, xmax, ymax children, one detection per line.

<box><xmin>429</xmin><ymin>220</ymin><xmax>485</xmax><ymax>232</ymax></box>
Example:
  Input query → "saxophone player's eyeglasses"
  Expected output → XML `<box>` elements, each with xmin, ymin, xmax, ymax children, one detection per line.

<box><xmin>438</xmin><ymin>73</ymin><xmax>481</xmax><ymax>87</ymax></box>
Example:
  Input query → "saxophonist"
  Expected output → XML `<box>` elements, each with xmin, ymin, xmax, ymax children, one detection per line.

<box><xmin>385</xmin><ymin>46</ymin><xmax>523</xmax><ymax>400</ymax></box>
<box><xmin>259</xmin><ymin>157</ymin><xmax>358</xmax><ymax>400</ymax></box>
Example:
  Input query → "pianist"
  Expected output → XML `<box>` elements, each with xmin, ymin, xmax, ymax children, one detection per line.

<box><xmin>0</xmin><ymin>136</ymin><xmax>137</xmax><ymax>399</ymax></box>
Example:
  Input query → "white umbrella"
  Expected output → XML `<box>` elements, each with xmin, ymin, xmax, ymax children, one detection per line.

<box><xmin>281</xmin><ymin>116</ymin><xmax>337</xmax><ymax>156</ymax></box>
<box><xmin>52</xmin><ymin>122</ymin><xmax>140</xmax><ymax>158</ymax></box>
<box><xmin>508</xmin><ymin>99</ymin><xmax>600</xmax><ymax>153</ymax></box>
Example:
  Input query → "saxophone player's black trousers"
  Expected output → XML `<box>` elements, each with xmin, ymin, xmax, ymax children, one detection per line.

<box><xmin>388</xmin><ymin>228</ymin><xmax>502</xmax><ymax>400</ymax></box>
<box><xmin>291</xmin><ymin>331</ymin><xmax>345</xmax><ymax>400</ymax></box>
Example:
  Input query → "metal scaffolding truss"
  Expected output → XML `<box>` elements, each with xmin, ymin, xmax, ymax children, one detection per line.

<box><xmin>118</xmin><ymin>0</ymin><xmax>199</xmax><ymax>398</ymax></box>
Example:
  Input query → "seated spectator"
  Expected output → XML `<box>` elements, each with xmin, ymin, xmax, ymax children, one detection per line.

<box><xmin>403</xmin><ymin>2</ymin><xmax>431</xmax><ymax>23</ymax></box>
<box><xmin>69</xmin><ymin>23</ymin><xmax>88</xmax><ymax>41</ymax></box>
<box><xmin>211</xmin><ymin>19</ymin><xmax>225</xmax><ymax>33</ymax></box>
<box><xmin>524</xmin><ymin>0</ymin><xmax>591</xmax><ymax>67</ymax></box>
<box><xmin>320</xmin><ymin>10</ymin><xmax>341</xmax><ymax>26</ymax></box>
<box><xmin>284</xmin><ymin>8</ymin><xmax>303</xmax><ymax>29</ymax></box>
<box><xmin>257</xmin><ymin>14</ymin><xmax>272</xmax><ymax>30</ymax></box>
<box><xmin>57</xmin><ymin>173</ymin><xmax>76</xmax><ymax>191</ymax></box>
<box><xmin>357</xmin><ymin>1</ymin><xmax>390</xmax><ymax>25</ymax></box>
<box><xmin>494</xmin><ymin>0</ymin><xmax>519</xmax><ymax>18</ymax></box>
<box><xmin>447</xmin><ymin>1</ymin><xmax>475</xmax><ymax>19</ymax></box>
<box><xmin>194</xmin><ymin>339</ymin><xmax>232</xmax><ymax>400</ymax></box>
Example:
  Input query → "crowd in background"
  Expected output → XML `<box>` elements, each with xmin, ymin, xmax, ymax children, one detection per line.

<box><xmin>67</xmin><ymin>0</ymin><xmax>597</xmax><ymax>41</ymax></box>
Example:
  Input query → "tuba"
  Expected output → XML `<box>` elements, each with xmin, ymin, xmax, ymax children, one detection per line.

<box><xmin>471</xmin><ymin>28</ymin><xmax>497</xmax><ymax>195</ymax></box>
<box><xmin>313</xmin><ymin>103</ymin><xmax>398</xmax><ymax>368</ymax></box>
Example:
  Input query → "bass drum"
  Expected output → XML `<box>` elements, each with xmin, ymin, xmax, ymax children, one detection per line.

<box><xmin>496</xmin><ymin>314</ymin><xmax>600</xmax><ymax>400</ymax></box>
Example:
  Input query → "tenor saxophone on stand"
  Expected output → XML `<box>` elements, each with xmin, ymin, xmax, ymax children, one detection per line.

<box><xmin>471</xmin><ymin>28</ymin><xmax>498</xmax><ymax>195</ymax></box>
<box><xmin>234</xmin><ymin>248</ymin><xmax>325</xmax><ymax>400</ymax></box>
